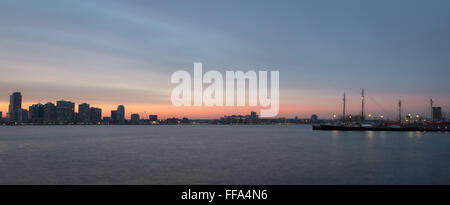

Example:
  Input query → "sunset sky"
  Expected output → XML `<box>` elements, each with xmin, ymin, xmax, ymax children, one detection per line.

<box><xmin>1</xmin><ymin>0</ymin><xmax>449</xmax><ymax>119</ymax></box>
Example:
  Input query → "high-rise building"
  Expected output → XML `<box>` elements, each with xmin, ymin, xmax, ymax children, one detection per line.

<box><xmin>90</xmin><ymin>107</ymin><xmax>102</xmax><ymax>124</ymax></box>
<box><xmin>78</xmin><ymin>103</ymin><xmax>90</xmax><ymax>124</ymax></box>
<box><xmin>8</xmin><ymin>92</ymin><xmax>22</xmax><ymax>123</ymax></box>
<box><xmin>21</xmin><ymin>109</ymin><xmax>28</xmax><ymax>123</ymax></box>
<box><xmin>43</xmin><ymin>102</ymin><xmax>57</xmax><ymax>124</ymax></box>
<box><xmin>432</xmin><ymin>107</ymin><xmax>442</xmax><ymax>122</ymax></box>
<box><xmin>29</xmin><ymin>103</ymin><xmax>45</xmax><ymax>124</ymax></box>
<box><xmin>117</xmin><ymin>105</ymin><xmax>125</xmax><ymax>124</ymax></box>
<box><xmin>56</xmin><ymin>100</ymin><xmax>75</xmax><ymax>125</ymax></box>
<box><xmin>111</xmin><ymin>110</ymin><xmax>118</xmax><ymax>124</ymax></box>
<box><xmin>0</xmin><ymin>111</ymin><xmax>2</xmax><ymax>120</ymax></box>
<box><xmin>130</xmin><ymin>113</ymin><xmax>140</xmax><ymax>125</ymax></box>
<box><xmin>149</xmin><ymin>115</ymin><xmax>158</xmax><ymax>122</ymax></box>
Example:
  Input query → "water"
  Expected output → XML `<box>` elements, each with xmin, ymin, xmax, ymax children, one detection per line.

<box><xmin>0</xmin><ymin>125</ymin><xmax>449</xmax><ymax>185</ymax></box>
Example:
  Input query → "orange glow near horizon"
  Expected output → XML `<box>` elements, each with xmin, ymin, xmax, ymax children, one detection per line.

<box><xmin>0</xmin><ymin>101</ymin><xmax>308</xmax><ymax>119</ymax></box>
<box><xmin>0</xmin><ymin>92</ymin><xmax>449</xmax><ymax>120</ymax></box>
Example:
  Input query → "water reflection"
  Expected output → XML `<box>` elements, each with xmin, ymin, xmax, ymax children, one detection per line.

<box><xmin>331</xmin><ymin>130</ymin><xmax>339</xmax><ymax>138</ymax></box>
<box><xmin>366</xmin><ymin>131</ymin><xmax>374</xmax><ymax>144</ymax></box>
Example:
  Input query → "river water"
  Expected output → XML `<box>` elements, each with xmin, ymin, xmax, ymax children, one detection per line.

<box><xmin>0</xmin><ymin>125</ymin><xmax>449</xmax><ymax>184</ymax></box>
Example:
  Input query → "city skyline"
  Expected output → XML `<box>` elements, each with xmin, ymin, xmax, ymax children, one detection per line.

<box><xmin>1</xmin><ymin>0</ymin><xmax>450</xmax><ymax>119</ymax></box>
<box><xmin>0</xmin><ymin>91</ymin><xmax>447</xmax><ymax>121</ymax></box>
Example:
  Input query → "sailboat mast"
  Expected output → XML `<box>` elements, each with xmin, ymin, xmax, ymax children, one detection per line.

<box><xmin>430</xmin><ymin>98</ymin><xmax>433</xmax><ymax>122</ymax></box>
<box><xmin>361</xmin><ymin>89</ymin><xmax>365</xmax><ymax>122</ymax></box>
<box><xmin>343</xmin><ymin>92</ymin><xmax>346</xmax><ymax>121</ymax></box>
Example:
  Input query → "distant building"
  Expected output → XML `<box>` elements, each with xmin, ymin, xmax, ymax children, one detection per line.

<box><xmin>90</xmin><ymin>107</ymin><xmax>102</xmax><ymax>124</ymax></box>
<box><xmin>74</xmin><ymin>112</ymin><xmax>79</xmax><ymax>123</ymax></box>
<box><xmin>8</xmin><ymin>92</ymin><xmax>22</xmax><ymax>123</ymax></box>
<box><xmin>111</xmin><ymin>110</ymin><xmax>118</xmax><ymax>124</ymax></box>
<box><xmin>0</xmin><ymin>111</ymin><xmax>2</xmax><ymax>120</ymax></box>
<box><xmin>221</xmin><ymin>115</ymin><xmax>247</xmax><ymax>124</ymax></box>
<box><xmin>181</xmin><ymin>117</ymin><xmax>190</xmax><ymax>124</ymax></box>
<box><xmin>149</xmin><ymin>115</ymin><xmax>158</xmax><ymax>122</ymax></box>
<box><xmin>102</xmin><ymin>117</ymin><xmax>111</xmax><ymax>125</ymax></box>
<box><xmin>165</xmin><ymin>118</ymin><xmax>180</xmax><ymax>125</ymax></box>
<box><xmin>56</xmin><ymin>100</ymin><xmax>75</xmax><ymax>125</ymax></box>
<box><xmin>78</xmin><ymin>103</ymin><xmax>90</xmax><ymax>124</ymax></box>
<box><xmin>250</xmin><ymin>111</ymin><xmax>258</xmax><ymax>122</ymax></box>
<box><xmin>311</xmin><ymin>114</ymin><xmax>319</xmax><ymax>123</ymax></box>
<box><xmin>130</xmin><ymin>113</ymin><xmax>140</xmax><ymax>125</ymax></box>
<box><xmin>117</xmin><ymin>105</ymin><xmax>125</xmax><ymax>124</ymax></box>
<box><xmin>43</xmin><ymin>102</ymin><xmax>57</xmax><ymax>124</ymax></box>
<box><xmin>29</xmin><ymin>103</ymin><xmax>45</xmax><ymax>124</ymax></box>
<box><xmin>21</xmin><ymin>109</ymin><xmax>28</xmax><ymax>123</ymax></box>
<box><xmin>432</xmin><ymin>107</ymin><xmax>442</xmax><ymax>122</ymax></box>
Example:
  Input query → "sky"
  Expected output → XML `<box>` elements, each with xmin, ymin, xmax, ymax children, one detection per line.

<box><xmin>0</xmin><ymin>0</ymin><xmax>449</xmax><ymax>119</ymax></box>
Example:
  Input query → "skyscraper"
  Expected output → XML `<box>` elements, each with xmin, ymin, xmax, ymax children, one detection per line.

<box><xmin>8</xmin><ymin>92</ymin><xmax>22</xmax><ymax>123</ymax></box>
<box><xmin>21</xmin><ymin>109</ymin><xmax>28</xmax><ymax>123</ymax></box>
<box><xmin>43</xmin><ymin>102</ymin><xmax>57</xmax><ymax>124</ymax></box>
<box><xmin>90</xmin><ymin>107</ymin><xmax>102</xmax><ymax>125</ymax></box>
<box><xmin>117</xmin><ymin>105</ymin><xmax>125</xmax><ymax>124</ymax></box>
<box><xmin>78</xmin><ymin>103</ymin><xmax>90</xmax><ymax>124</ymax></box>
<box><xmin>111</xmin><ymin>110</ymin><xmax>118</xmax><ymax>124</ymax></box>
<box><xmin>29</xmin><ymin>103</ymin><xmax>45</xmax><ymax>124</ymax></box>
<box><xmin>56</xmin><ymin>100</ymin><xmax>75</xmax><ymax>125</ymax></box>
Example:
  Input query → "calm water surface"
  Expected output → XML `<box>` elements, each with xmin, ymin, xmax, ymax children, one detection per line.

<box><xmin>0</xmin><ymin>125</ymin><xmax>449</xmax><ymax>184</ymax></box>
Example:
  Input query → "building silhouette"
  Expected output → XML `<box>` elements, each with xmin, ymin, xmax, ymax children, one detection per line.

<box><xmin>130</xmin><ymin>113</ymin><xmax>140</xmax><ymax>125</ymax></box>
<box><xmin>110</xmin><ymin>110</ymin><xmax>118</xmax><ymax>124</ymax></box>
<box><xmin>250</xmin><ymin>111</ymin><xmax>258</xmax><ymax>122</ymax></box>
<box><xmin>8</xmin><ymin>92</ymin><xmax>22</xmax><ymax>123</ymax></box>
<box><xmin>117</xmin><ymin>105</ymin><xmax>125</xmax><ymax>124</ymax></box>
<box><xmin>90</xmin><ymin>107</ymin><xmax>102</xmax><ymax>125</ymax></box>
<box><xmin>78</xmin><ymin>103</ymin><xmax>90</xmax><ymax>124</ymax></box>
<box><xmin>43</xmin><ymin>102</ymin><xmax>57</xmax><ymax>124</ymax></box>
<box><xmin>29</xmin><ymin>103</ymin><xmax>44</xmax><ymax>124</ymax></box>
<box><xmin>149</xmin><ymin>115</ymin><xmax>158</xmax><ymax>122</ymax></box>
<box><xmin>21</xmin><ymin>109</ymin><xmax>28</xmax><ymax>123</ymax></box>
<box><xmin>102</xmin><ymin>117</ymin><xmax>111</xmax><ymax>124</ymax></box>
<box><xmin>56</xmin><ymin>100</ymin><xmax>75</xmax><ymax>125</ymax></box>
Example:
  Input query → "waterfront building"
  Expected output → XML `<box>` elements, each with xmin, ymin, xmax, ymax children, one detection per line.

<box><xmin>130</xmin><ymin>113</ymin><xmax>140</xmax><ymax>125</ymax></box>
<box><xmin>29</xmin><ymin>103</ymin><xmax>45</xmax><ymax>124</ymax></box>
<box><xmin>8</xmin><ymin>92</ymin><xmax>22</xmax><ymax>123</ymax></box>
<box><xmin>90</xmin><ymin>107</ymin><xmax>102</xmax><ymax>124</ymax></box>
<box><xmin>21</xmin><ymin>109</ymin><xmax>28</xmax><ymax>123</ymax></box>
<box><xmin>117</xmin><ymin>105</ymin><xmax>125</xmax><ymax>124</ymax></box>
<box><xmin>111</xmin><ymin>110</ymin><xmax>118</xmax><ymax>124</ymax></box>
<box><xmin>250</xmin><ymin>111</ymin><xmax>258</xmax><ymax>122</ymax></box>
<box><xmin>102</xmin><ymin>117</ymin><xmax>111</xmax><ymax>125</ymax></box>
<box><xmin>56</xmin><ymin>100</ymin><xmax>75</xmax><ymax>125</ymax></box>
<box><xmin>149</xmin><ymin>115</ymin><xmax>158</xmax><ymax>122</ymax></box>
<box><xmin>78</xmin><ymin>103</ymin><xmax>90</xmax><ymax>124</ymax></box>
<box><xmin>43</xmin><ymin>102</ymin><xmax>57</xmax><ymax>124</ymax></box>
